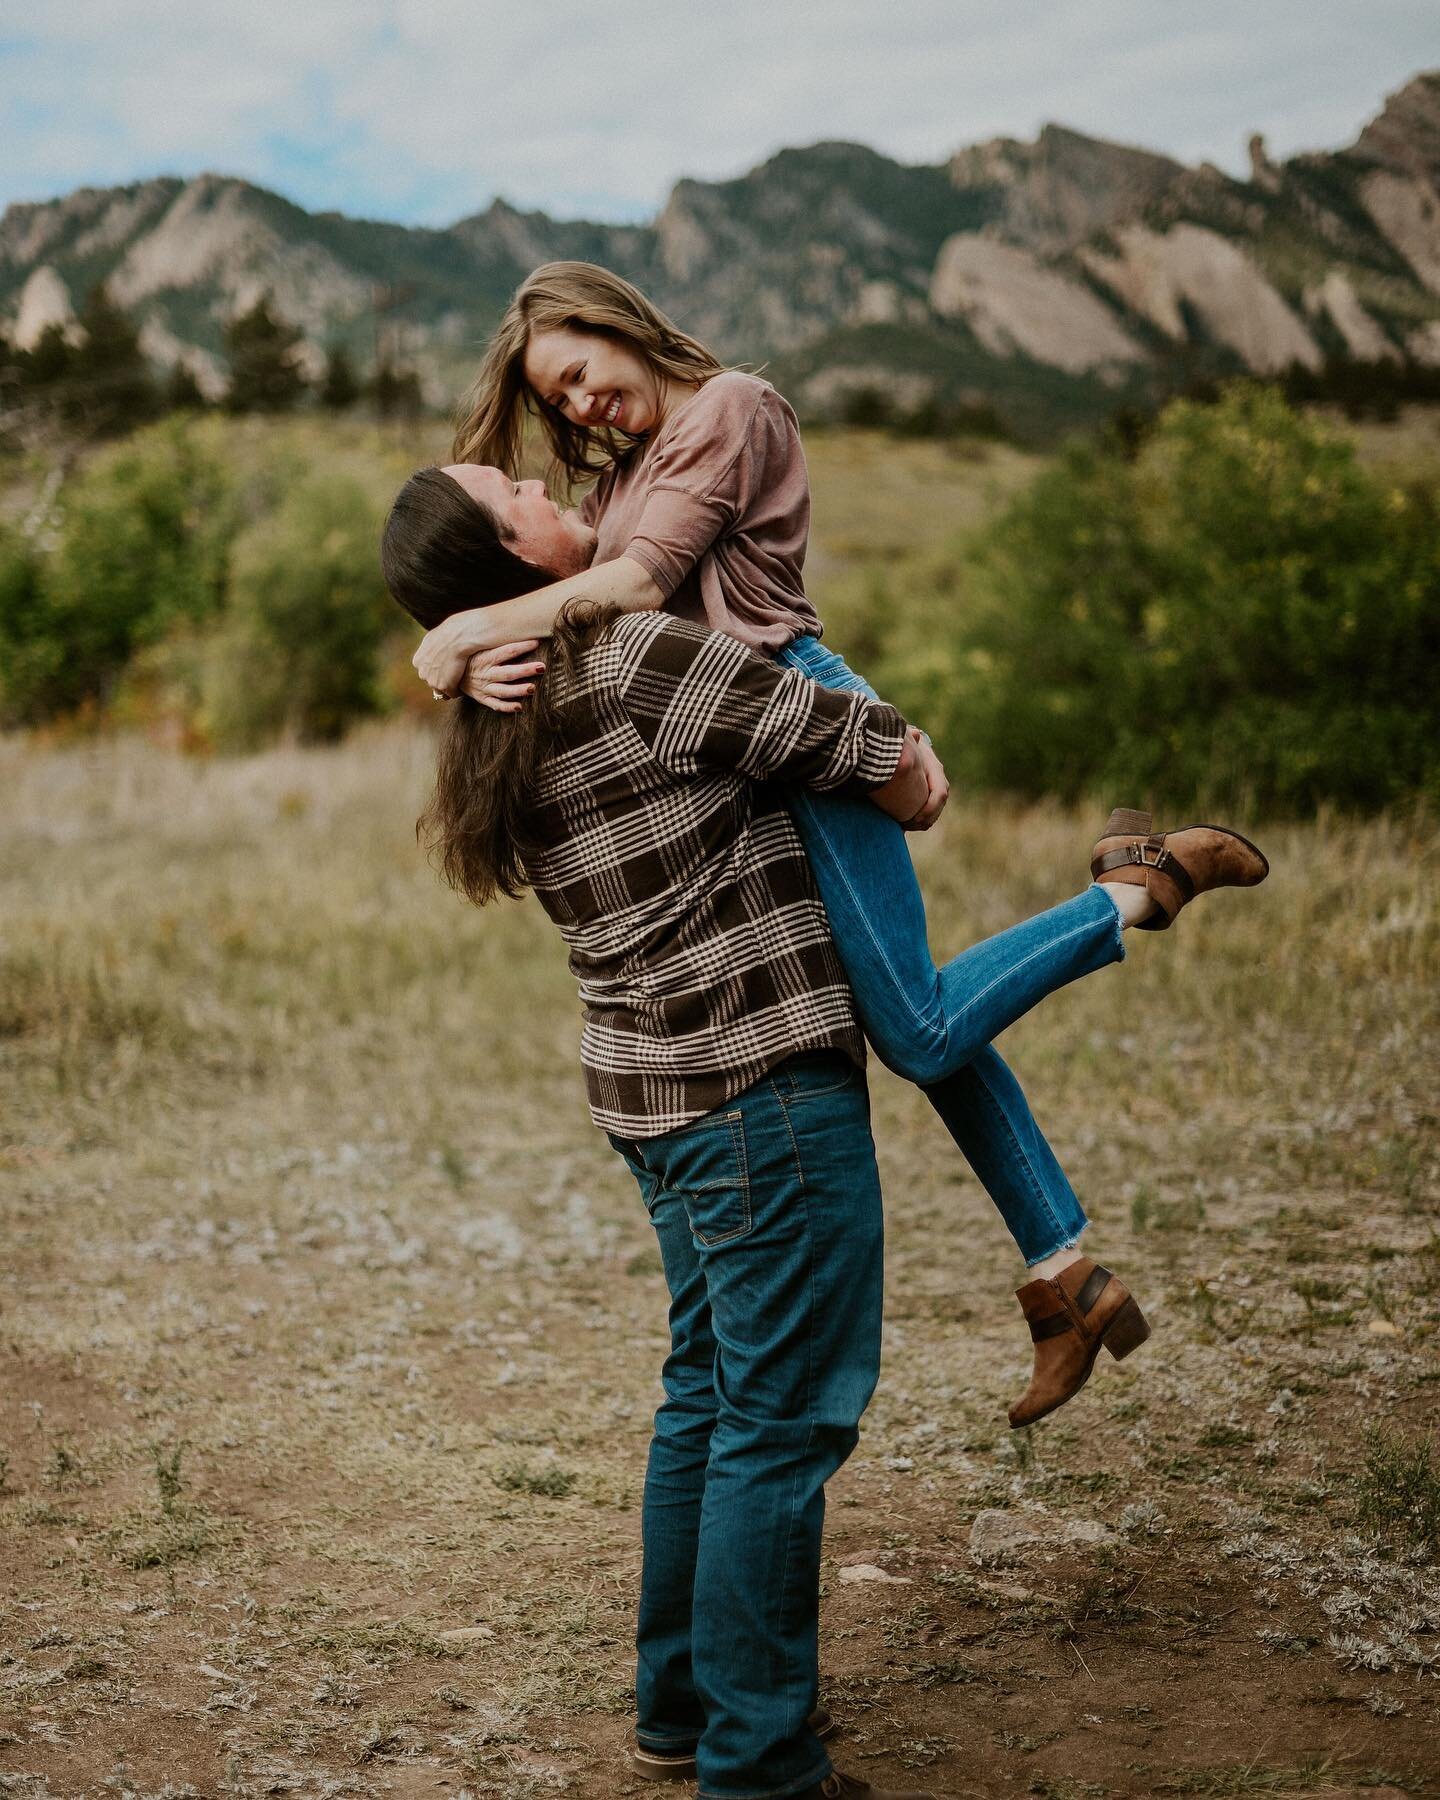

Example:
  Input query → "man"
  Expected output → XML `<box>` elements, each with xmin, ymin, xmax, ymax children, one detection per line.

<box><xmin>382</xmin><ymin>464</ymin><xmax>942</xmax><ymax>1800</ymax></box>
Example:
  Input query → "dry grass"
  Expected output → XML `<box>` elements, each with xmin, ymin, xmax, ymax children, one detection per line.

<box><xmin>1</xmin><ymin>721</ymin><xmax>1437</xmax><ymax>1796</ymax></box>
<box><xmin>2</xmin><ymin>405</ymin><xmax>1439</xmax><ymax>1797</ymax></box>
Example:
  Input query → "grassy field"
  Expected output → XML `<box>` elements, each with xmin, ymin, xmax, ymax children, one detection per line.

<box><xmin>1</xmin><ymin>726</ymin><xmax>1437</xmax><ymax>1798</ymax></box>
<box><xmin>1</xmin><ymin>422</ymin><xmax>1438</xmax><ymax>1797</ymax></box>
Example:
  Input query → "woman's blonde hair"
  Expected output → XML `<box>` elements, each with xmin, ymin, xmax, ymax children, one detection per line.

<box><xmin>452</xmin><ymin>261</ymin><xmax>727</xmax><ymax>488</ymax></box>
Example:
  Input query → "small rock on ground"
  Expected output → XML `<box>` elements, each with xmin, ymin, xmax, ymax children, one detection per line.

<box><xmin>969</xmin><ymin>1506</ymin><xmax>1113</xmax><ymax>1565</ymax></box>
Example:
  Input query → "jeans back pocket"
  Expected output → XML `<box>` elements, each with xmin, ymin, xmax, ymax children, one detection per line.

<box><xmin>665</xmin><ymin>1111</ymin><xmax>752</xmax><ymax>1247</ymax></box>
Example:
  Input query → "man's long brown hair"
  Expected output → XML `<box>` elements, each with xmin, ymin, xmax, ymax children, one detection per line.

<box><xmin>381</xmin><ymin>466</ymin><xmax>612</xmax><ymax>906</ymax></box>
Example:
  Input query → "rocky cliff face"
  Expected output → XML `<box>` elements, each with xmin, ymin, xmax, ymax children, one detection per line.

<box><xmin>946</xmin><ymin>124</ymin><xmax>1182</xmax><ymax>256</ymax></box>
<box><xmin>1354</xmin><ymin>69</ymin><xmax>1440</xmax><ymax>178</ymax></box>
<box><xmin>3</xmin><ymin>73</ymin><xmax>1437</xmax><ymax>431</ymax></box>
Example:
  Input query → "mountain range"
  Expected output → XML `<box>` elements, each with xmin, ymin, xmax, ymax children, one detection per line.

<box><xmin>3</xmin><ymin>71</ymin><xmax>1438</xmax><ymax>437</ymax></box>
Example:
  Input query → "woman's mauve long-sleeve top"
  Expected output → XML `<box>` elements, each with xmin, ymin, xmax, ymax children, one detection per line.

<box><xmin>578</xmin><ymin>370</ymin><xmax>821</xmax><ymax>655</ymax></box>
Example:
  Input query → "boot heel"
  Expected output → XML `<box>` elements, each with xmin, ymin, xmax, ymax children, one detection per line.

<box><xmin>1102</xmin><ymin>807</ymin><xmax>1152</xmax><ymax>837</ymax></box>
<box><xmin>1103</xmin><ymin>1297</ymin><xmax>1151</xmax><ymax>1361</ymax></box>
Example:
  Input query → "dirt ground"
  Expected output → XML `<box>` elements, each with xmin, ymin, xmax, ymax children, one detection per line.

<box><xmin>1</xmin><ymin>730</ymin><xmax>1437</xmax><ymax>1799</ymax></box>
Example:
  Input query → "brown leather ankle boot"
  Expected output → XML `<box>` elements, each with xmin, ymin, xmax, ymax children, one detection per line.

<box><xmin>1009</xmin><ymin>1258</ymin><xmax>1151</xmax><ymax>1429</ymax></box>
<box><xmin>1091</xmin><ymin>807</ymin><xmax>1268</xmax><ymax>930</ymax></box>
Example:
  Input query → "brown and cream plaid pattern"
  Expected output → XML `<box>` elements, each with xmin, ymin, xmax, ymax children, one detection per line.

<box><xmin>521</xmin><ymin>613</ymin><xmax>908</xmax><ymax>1137</ymax></box>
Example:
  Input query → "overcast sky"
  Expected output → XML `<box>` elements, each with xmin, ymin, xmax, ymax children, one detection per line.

<box><xmin>3</xmin><ymin>2</ymin><xmax>1435</xmax><ymax>227</ymax></box>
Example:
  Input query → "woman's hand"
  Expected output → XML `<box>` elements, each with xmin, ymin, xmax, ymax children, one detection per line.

<box><xmin>455</xmin><ymin>641</ymin><xmax>546</xmax><ymax>713</ymax></box>
<box><xmin>414</xmin><ymin>607</ymin><xmax>510</xmax><ymax>696</ymax></box>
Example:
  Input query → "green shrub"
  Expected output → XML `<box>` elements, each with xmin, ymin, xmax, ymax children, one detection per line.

<box><xmin>1353</xmin><ymin>1427</ymin><xmax>1440</xmax><ymax>1550</ymax></box>
<box><xmin>0</xmin><ymin>522</ymin><xmax>51</xmax><ymax>726</ymax></box>
<box><xmin>201</xmin><ymin>473</ymin><xmax>391</xmax><ymax>749</ymax></box>
<box><xmin>7</xmin><ymin>419</ymin><xmax>236</xmax><ymax>722</ymax></box>
<box><xmin>492</xmin><ymin>1461</ymin><xmax>577</xmax><ymax>1498</ymax></box>
<box><xmin>856</xmin><ymin>386</ymin><xmax>1440</xmax><ymax>814</ymax></box>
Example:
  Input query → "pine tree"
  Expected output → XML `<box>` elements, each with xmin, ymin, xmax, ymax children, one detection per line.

<box><xmin>164</xmin><ymin>362</ymin><xmax>207</xmax><ymax>412</ymax></box>
<box><xmin>320</xmin><ymin>345</ymin><xmax>361</xmax><ymax>411</ymax></box>
<box><xmin>369</xmin><ymin>358</ymin><xmax>423</xmax><ymax>421</ymax></box>
<box><xmin>223</xmin><ymin>294</ymin><xmax>308</xmax><ymax>413</ymax></box>
<box><xmin>68</xmin><ymin>284</ymin><xmax>158</xmax><ymax>435</ymax></box>
<box><xmin>24</xmin><ymin>322</ymin><xmax>75</xmax><ymax>388</ymax></box>
<box><xmin>0</xmin><ymin>326</ymin><xmax>19</xmax><ymax>426</ymax></box>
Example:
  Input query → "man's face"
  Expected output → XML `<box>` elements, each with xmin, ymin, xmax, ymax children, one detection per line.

<box><xmin>442</xmin><ymin>464</ymin><xmax>597</xmax><ymax>580</ymax></box>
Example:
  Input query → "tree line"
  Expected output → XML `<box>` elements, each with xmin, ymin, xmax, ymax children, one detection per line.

<box><xmin>0</xmin><ymin>284</ymin><xmax>426</xmax><ymax>445</ymax></box>
<box><xmin>2</xmin><ymin>383</ymin><xmax>1435</xmax><ymax>813</ymax></box>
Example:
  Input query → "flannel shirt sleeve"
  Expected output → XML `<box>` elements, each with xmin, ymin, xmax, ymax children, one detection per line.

<box><xmin>617</xmin><ymin>616</ymin><xmax>907</xmax><ymax>795</ymax></box>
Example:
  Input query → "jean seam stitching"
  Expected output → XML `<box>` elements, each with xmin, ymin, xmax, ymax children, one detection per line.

<box><xmin>774</xmin><ymin>1087</ymin><xmax>817</xmax><ymax>1758</ymax></box>
<box><xmin>790</xmin><ymin>811</ymin><xmax>1118</xmax><ymax>1066</ymax></box>
<box><xmin>968</xmin><ymin>1054</ymin><xmax>1068</xmax><ymax>1249</ymax></box>
<box><xmin>684</xmin><ymin>1113</ymin><xmax>753</xmax><ymax>1246</ymax></box>
<box><xmin>953</xmin><ymin>911</ymin><xmax>1112</xmax><ymax>1025</ymax></box>
<box><xmin>789</xmin><ymin>788</ymin><xmax>946</xmax><ymax>1044</ymax></box>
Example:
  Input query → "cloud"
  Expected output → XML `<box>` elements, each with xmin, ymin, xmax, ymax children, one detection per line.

<box><xmin>0</xmin><ymin>1</ymin><xmax>1433</xmax><ymax>226</ymax></box>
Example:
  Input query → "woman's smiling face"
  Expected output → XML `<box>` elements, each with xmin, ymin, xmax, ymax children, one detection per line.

<box><xmin>522</xmin><ymin>325</ymin><xmax>668</xmax><ymax>436</ymax></box>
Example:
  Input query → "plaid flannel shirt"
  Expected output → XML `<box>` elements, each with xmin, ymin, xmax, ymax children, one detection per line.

<box><xmin>520</xmin><ymin>612</ymin><xmax>909</xmax><ymax>1137</ymax></box>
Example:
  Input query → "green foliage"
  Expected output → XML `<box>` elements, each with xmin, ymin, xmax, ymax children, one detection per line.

<box><xmin>492</xmin><ymin>1461</ymin><xmax>577</xmax><ymax>1498</ymax></box>
<box><xmin>67</xmin><ymin>283</ymin><xmax>160</xmax><ymax>436</ymax></box>
<box><xmin>321</xmin><ymin>344</ymin><xmax>361</xmax><ymax>410</ymax></box>
<box><xmin>163</xmin><ymin>362</ymin><xmax>208</xmax><ymax>412</ymax></box>
<box><xmin>1353</xmin><ymin>1427</ymin><xmax>1440</xmax><ymax>1550</ymax></box>
<box><xmin>834</xmin><ymin>384</ymin><xmax>1005</xmax><ymax>440</ymax></box>
<box><xmin>0</xmin><ymin>522</ymin><xmax>50</xmax><ymax>725</ymax></box>
<box><xmin>24</xmin><ymin>322</ymin><xmax>74</xmax><ymax>387</ymax></box>
<box><xmin>0</xmin><ymin>415</ymin><xmax>404</xmax><ymax>746</ymax></box>
<box><xmin>369</xmin><ymin>358</ymin><xmax>423</xmax><ymax>420</ymax></box>
<box><xmin>859</xmin><ymin>386</ymin><xmax>1440</xmax><ymax>814</ymax></box>
<box><xmin>224</xmin><ymin>292</ymin><xmax>308</xmax><ymax>413</ymax></box>
<box><xmin>151</xmin><ymin>1441</ymin><xmax>186</xmax><ymax>1515</ymax></box>
<box><xmin>4</xmin><ymin>419</ymin><xmax>236</xmax><ymax>722</ymax></box>
<box><xmin>0</xmin><ymin>420</ymin><xmax>234</xmax><ymax>723</ymax></box>
<box><xmin>201</xmin><ymin>473</ymin><xmax>391</xmax><ymax>748</ymax></box>
<box><xmin>0</xmin><ymin>285</ymin><xmax>159</xmax><ymax>441</ymax></box>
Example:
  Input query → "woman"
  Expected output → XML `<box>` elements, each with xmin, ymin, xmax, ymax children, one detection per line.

<box><xmin>408</xmin><ymin>261</ymin><xmax>1269</xmax><ymax>1427</ymax></box>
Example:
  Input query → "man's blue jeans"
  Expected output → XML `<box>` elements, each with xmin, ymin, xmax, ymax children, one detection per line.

<box><xmin>610</xmin><ymin>1051</ymin><xmax>882</xmax><ymax>1799</ymax></box>
<box><xmin>775</xmin><ymin>634</ymin><xmax>1126</xmax><ymax>1266</ymax></box>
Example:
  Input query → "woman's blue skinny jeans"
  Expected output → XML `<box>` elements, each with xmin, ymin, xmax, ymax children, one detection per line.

<box><xmin>774</xmin><ymin>634</ymin><xmax>1125</xmax><ymax>1266</ymax></box>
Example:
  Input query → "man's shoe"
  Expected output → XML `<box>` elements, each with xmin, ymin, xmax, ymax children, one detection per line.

<box><xmin>1009</xmin><ymin>1257</ymin><xmax>1151</xmax><ymax>1429</ymax></box>
<box><xmin>630</xmin><ymin>1707</ymin><xmax>836</xmax><ymax>1781</ymax></box>
<box><xmin>798</xmin><ymin>1772</ymin><xmax>937</xmax><ymax>1799</ymax></box>
<box><xmin>1091</xmin><ymin>807</ymin><xmax>1268</xmax><ymax>930</ymax></box>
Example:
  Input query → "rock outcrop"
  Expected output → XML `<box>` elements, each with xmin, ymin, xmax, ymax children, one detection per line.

<box><xmin>1354</xmin><ymin>70</ymin><xmax>1440</xmax><ymax>179</ymax></box>
<box><xmin>1346</xmin><ymin>74</ymin><xmax>1440</xmax><ymax>300</ymax></box>
<box><xmin>1248</xmin><ymin>134</ymin><xmax>1281</xmax><ymax>195</ymax></box>
<box><xmin>947</xmin><ymin>123</ymin><xmax>1182</xmax><ymax>255</ymax></box>
<box><xmin>12</xmin><ymin>266</ymin><xmax>75</xmax><ymax>349</ymax></box>
<box><xmin>1304</xmin><ymin>271</ymin><xmax>1399</xmax><ymax>361</ymax></box>
<box><xmin>1080</xmin><ymin>223</ymin><xmax>1323</xmax><ymax>372</ymax></box>
<box><xmin>930</xmin><ymin>236</ymin><xmax>1144</xmax><ymax>374</ymax></box>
